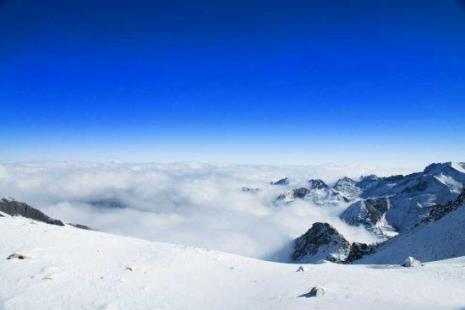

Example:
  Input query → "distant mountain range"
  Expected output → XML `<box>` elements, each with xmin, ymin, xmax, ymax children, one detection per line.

<box><xmin>2</xmin><ymin>161</ymin><xmax>465</xmax><ymax>266</ymax></box>
<box><xmin>275</xmin><ymin>178</ymin><xmax>349</xmax><ymax>206</ymax></box>
<box><xmin>285</xmin><ymin>162</ymin><xmax>465</xmax><ymax>263</ymax></box>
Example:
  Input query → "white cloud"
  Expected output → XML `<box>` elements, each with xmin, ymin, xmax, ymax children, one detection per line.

<box><xmin>0</xmin><ymin>161</ymin><xmax>408</xmax><ymax>259</ymax></box>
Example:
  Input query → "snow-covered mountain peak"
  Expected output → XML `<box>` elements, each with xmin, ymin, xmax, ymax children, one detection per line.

<box><xmin>423</xmin><ymin>162</ymin><xmax>453</xmax><ymax>174</ymax></box>
<box><xmin>356</xmin><ymin>174</ymin><xmax>381</xmax><ymax>191</ymax></box>
<box><xmin>333</xmin><ymin>177</ymin><xmax>361</xmax><ymax>200</ymax></box>
<box><xmin>334</xmin><ymin>177</ymin><xmax>355</xmax><ymax>188</ymax></box>
<box><xmin>308</xmin><ymin>179</ymin><xmax>329</xmax><ymax>190</ymax></box>
<box><xmin>291</xmin><ymin>222</ymin><xmax>351</xmax><ymax>263</ymax></box>
<box><xmin>270</xmin><ymin>177</ymin><xmax>290</xmax><ymax>186</ymax></box>
<box><xmin>275</xmin><ymin>184</ymin><xmax>348</xmax><ymax>206</ymax></box>
<box><xmin>423</xmin><ymin>161</ymin><xmax>465</xmax><ymax>176</ymax></box>
<box><xmin>340</xmin><ymin>197</ymin><xmax>397</xmax><ymax>238</ymax></box>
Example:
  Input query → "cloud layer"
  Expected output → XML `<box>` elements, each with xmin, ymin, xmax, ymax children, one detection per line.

<box><xmin>0</xmin><ymin>161</ymin><xmax>408</xmax><ymax>259</ymax></box>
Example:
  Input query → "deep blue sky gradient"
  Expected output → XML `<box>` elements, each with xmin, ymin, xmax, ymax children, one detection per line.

<box><xmin>1</xmin><ymin>0</ymin><xmax>465</xmax><ymax>166</ymax></box>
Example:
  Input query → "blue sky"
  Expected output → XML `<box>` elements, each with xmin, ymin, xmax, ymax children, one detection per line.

<box><xmin>1</xmin><ymin>0</ymin><xmax>465</xmax><ymax>167</ymax></box>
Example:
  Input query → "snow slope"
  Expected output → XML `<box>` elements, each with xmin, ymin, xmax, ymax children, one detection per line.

<box><xmin>359</xmin><ymin>200</ymin><xmax>465</xmax><ymax>265</ymax></box>
<box><xmin>2</xmin><ymin>215</ymin><xmax>465</xmax><ymax>309</ymax></box>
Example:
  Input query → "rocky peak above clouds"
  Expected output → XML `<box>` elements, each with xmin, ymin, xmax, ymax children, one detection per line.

<box><xmin>340</xmin><ymin>197</ymin><xmax>396</xmax><ymax>237</ymax></box>
<box><xmin>275</xmin><ymin>185</ymin><xmax>348</xmax><ymax>206</ymax></box>
<box><xmin>308</xmin><ymin>179</ymin><xmax>329</xmax><ymax>190</ymax></box>
<box><xmin>288</xmin><ymin>162</ymin><xmax>465</xmax><ymax>264</ymax></box>
<box><xmin>270</xmin><ymin>177</ymin><xmax>289</xmax><ymax>185</ymax></box>
<box><xmin>333</xmin><ymin>177</ymin><xmax>361</xmax><ymax>200</ymax></box>
<box><xmin>337</xmin><ymin>162</ymin><xmax>465</xmax><ymax>234</ymax></box>
<box><xmin>291</xmin><ymin>222</ymin><xmax>352</xmax><ymax>263</ymax></box>
<box><xmin>291</xmin><ymin>222</ymin><xmax>376</xmax><ymax>263</ymax></box>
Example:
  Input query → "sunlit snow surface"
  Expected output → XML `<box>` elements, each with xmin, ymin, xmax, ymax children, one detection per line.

<box><xmin>1</xmin><ymin>215</ymin><xmax>465</xmax><ymax>310</ymax></box>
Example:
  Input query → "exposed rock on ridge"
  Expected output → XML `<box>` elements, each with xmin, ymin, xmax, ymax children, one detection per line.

<box><xmin>0</xmin><ymin>198</ymin><xmax>64</xmax><ymax>226</ymax></box>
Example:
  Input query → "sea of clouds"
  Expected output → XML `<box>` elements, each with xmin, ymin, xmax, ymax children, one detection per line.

<box><xmin>0</xmin><ymin>161</ymin><xmax>410</xmax><ymax>259</ymax></box>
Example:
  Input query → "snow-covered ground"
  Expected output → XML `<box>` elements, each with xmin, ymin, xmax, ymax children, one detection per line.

<box><xmin>2</xmin><ymin>215</ymin><xmax>465</xmax><ymax>310</ymax></box>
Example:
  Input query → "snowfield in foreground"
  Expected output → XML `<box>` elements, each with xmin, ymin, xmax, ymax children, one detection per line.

<box><xmin>1</xmin><ymin>216</ymin><xmax>465</xmax><ymax>310</ymax></box>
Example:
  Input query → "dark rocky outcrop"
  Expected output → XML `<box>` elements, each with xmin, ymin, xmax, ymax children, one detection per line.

<box><xmin>346</xmin><ymin>242</ymin><xmax>378</xmax><ymax>263</ymax></box>
<box><xmin>0</xmin><ymin>197</ymin><xmax>91</xmax><ymax>230</ymax></box>
<box><xmin>300</xmin><ymin>286</ymin><xmax>327</xmax><ymax>298</ymax></box>
<box><xmin>364</xmin><ymin>198</ymin><xmax>389</xmax><ymax>223</ymax></box>
<box><xmin>270</xmin><ymin>177</ymin><xmax>289</xmax><ymax>186</ymax></box>
<box><xmin>275</xmin><ymin>187</ymin><xmax>310</xmax><ymax>204</ymax></box>
<box><xmin>0</xmin><ymin>198</ymin><xmax>64</xmax><ymax>226</ymax></box>
<box><xmin>69</xmin><ymin>223</ymin><xmax>91</xmax><ymax>230</ymax></box>
<box><xmin>7</xmin><ymin>253</ymin><xmax>30</xmax><ymax>260</ymax></box>
<box><xmin>291</xmin><ymin>222</ymin><xmax>379</xmax><ymax>263</ymax></box>
<box><xmin>340</xmin><ymin>197</ymin><xmax>390</xmax><ymax>230</ymax></box>
<box><xmin>308</xmin><ymin>179</ymin><xmax>329</xmax><ymax>190</ymax></box>
<box><xmin>291</xmin><ymin>222</ymin><xmax>351</xmax><ymax>263</ymax></box>
<box><xmin>334</xmin><ymin>177</ymin><xmax>355</xmax><ymax>190</ymax></box>
<box><xmin>421</xmin><ymin>190</ymin><xmax>465</xmax><ymax>224</ymax></box>
<box><xmin>290</xmin><ymin>187</ymin><xmax>311</xmax><ymax>199</ymax></box>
